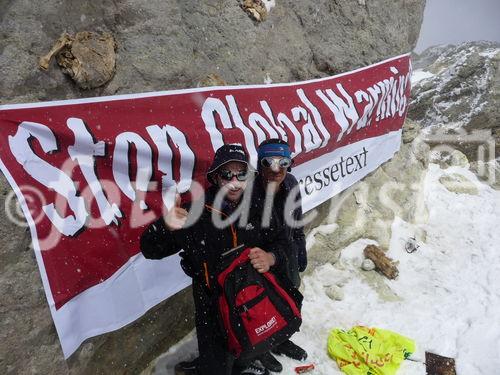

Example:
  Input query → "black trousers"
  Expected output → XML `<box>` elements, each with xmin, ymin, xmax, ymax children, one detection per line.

<box><xmin>193</xmin><ymin>282</ymin><xmax>260</xmax><ymax>374</ymax></box>
<box><xmin>192</xmin><ymin>282</ymin><xmax>234</xmax><ymax>375</ymax></box>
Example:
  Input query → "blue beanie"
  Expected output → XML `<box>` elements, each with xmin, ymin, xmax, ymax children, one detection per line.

<box><xmin>257</xmin><ymin>142</ymin><xmax>291</xmax><ymax>161</ymax></box>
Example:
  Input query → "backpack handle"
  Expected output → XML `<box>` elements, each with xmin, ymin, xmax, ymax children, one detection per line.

<box><xmin>221</xmin><ymin>243</ymin><xmax>246</xmax><ymax>258</ymax></box>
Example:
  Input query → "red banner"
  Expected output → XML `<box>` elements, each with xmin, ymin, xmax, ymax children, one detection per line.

<box><xmin>0</xmin><ymin>54</ymin><xmax>411</xmax><ymax>357</ymax></box>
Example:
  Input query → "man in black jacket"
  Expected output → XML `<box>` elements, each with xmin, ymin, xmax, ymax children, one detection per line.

<box><xmin>253</xmin><ymin>139</ymin><xmax>308</xmax><ymax>373</ymax></box>
<box><xmin>140</xmin><ymin>144</ymin><xmax>287</xmax><ymax>375</ymax></box>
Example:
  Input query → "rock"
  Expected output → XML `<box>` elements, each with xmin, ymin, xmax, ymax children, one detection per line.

<box><xmin>324</xmin><ymin>285</ymin><xmax>344</xmax><ymax>301</ymax></box>
<box><xmin>402</xmin><ymin>119</ymin><xmax>422</xmax><ymax>143</ymax></box>
<box><xmin>439</xmin><ymin>173</ymin><xmax>479</xmax><ymax>195</ymax></box>
<box><xmin>0</xmin><ymin>0</ymin><xmax>425</xmax><ymax>105</ymax></box>
<box><xmin>361</xmin><ymin>258</ymin><xmax>376</xmax><ymax>271</ymax></box>
<box><xmin>449</xmin><ymin>150</ymin><xmax>470</xmax><ymax>168</ymax></box>
<box><xmin>306</xmin><ymin>231</ymin><xmax>344</xmax><ymax>270</ymax></box>
<box><xmin>429</xmin><ymin>148</ymin><xmax>470</xmax><ymax>169</ymax></box>
<box><xmin>199</xmin><ymin>73</ymin><xmax>227</xmax><ymax>87</ymax></box>
<box><xmin>409</xmin><ymin>42</ymin><xmax>500</xmax><ymax>164</ymax></box>
<box><xmin>0</xmin><ymin>1</ymin><xmax>426</xmax><ymax>373</ymax></box>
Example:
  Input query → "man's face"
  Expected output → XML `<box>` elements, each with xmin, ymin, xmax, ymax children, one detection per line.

<box><xmin>260</xmin><ymin>156</ymin><xmax>288</xmax><ymax>187</ymax></box>
<box><xmin>215</xmin><ymin>161</ymin><xmax>248</xmax><ymax>202</ymax></box>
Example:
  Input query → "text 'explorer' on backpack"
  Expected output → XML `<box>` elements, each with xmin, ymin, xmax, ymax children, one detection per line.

<box><xmin>217</xmin><ymin>245</ymin><xmax>303</xmax><ymax>360</ymax></box>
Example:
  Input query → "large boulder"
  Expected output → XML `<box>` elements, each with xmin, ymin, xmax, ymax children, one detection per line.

<box><xmin>0</xmin><ymin>1</ymin><xmax>425</xmax><ymax>373</ymax></box>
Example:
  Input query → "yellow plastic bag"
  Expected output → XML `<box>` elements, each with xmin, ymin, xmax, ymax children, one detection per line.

<box><xmin>327</xmin><ymin>326</ymin><xmax>416</xmax><ymax>375</ymax></box>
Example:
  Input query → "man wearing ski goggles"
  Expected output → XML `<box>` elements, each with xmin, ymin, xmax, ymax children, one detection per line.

<box><xmin>254</xmin><ymin>139</ymin><xmax>308</xmax><ymax>373</ymax></box>
<box><xmin>260</xmin><ymin>156</ymin><xmax>292</xmax><ymax>171</ymax></box>
<box><xmin>258</xmin><ymin>141</ymin><xmax>293</xmax><ymax>187</ymax></box>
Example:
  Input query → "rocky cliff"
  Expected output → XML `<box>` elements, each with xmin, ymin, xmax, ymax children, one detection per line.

<box><xmin>409</xmin><ymin>41</ymin><xmax>500</xmax><ymax>187</ymax></box>
<box><xmin>0</xmin><ymin>1</ymin><xmax>425</xmax><ymax>374</ymax></box>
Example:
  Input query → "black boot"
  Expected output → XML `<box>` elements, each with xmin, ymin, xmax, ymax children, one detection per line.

<box><xmin>272</xmin><ymin>340</ymin><xmax>307</xmax><ymax>361</ymax></box>
<box><xmin>259</xmin><ymin>352</ymin><xmax>283</xmax><ymax>373</ymax></box>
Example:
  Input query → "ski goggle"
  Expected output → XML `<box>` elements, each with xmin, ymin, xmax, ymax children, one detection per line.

<box><xmin>260</xmin><ymin>157</ymin><xmax>292</xmax><ymax>169</ymax></box>
<box><xmin>218</xmin><ymin>169</ymin><xmax>249</xmax><ymax>181</ymax></box>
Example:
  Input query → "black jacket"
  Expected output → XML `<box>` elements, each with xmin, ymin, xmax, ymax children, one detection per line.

<box><xmin>140</xmin><ymin>185</ymin><xmax>289</xmax><ymax>374</ymax></box>
<box><xmin>140</xmin><ymin>185</ymin><xmax>288</xmax><ymax>292</ymax></box>
<box><xmin>253</xmin><ymin>174</ymin><xmax>307</xmax><ymax>287</ymax></box>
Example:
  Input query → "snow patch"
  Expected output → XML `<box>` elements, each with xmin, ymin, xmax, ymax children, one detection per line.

<box><xmin>411</xmin><ymin>70</ymin><xmax>434</xmax><ymax>85</ymax></box>
<box><xmin>479</xmin><ymin>48</ymin><xmax>500</xmax><ymax>59</ymax></box>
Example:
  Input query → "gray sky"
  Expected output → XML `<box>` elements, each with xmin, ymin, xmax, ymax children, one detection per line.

<box><xmin>415</xmin><ymin>0</ymin><xmax>500</xmax><ymax>52</ymax></box>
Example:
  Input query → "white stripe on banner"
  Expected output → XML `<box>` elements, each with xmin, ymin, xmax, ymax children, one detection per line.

<box><xmin>295</xmin><ymin>130</ymin><xmax>402</xmax><ymax>212</ymax></box>
<box><xmin>53</xmin><ymin>254</ymin><xmax>190</xmax><ymax>357</ymax></box>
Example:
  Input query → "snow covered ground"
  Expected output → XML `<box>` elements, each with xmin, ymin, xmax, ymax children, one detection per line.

<box><xmin>149</xmin><ymin>164</ymin><xmax>500</xmax><ymax>374</ymax></box>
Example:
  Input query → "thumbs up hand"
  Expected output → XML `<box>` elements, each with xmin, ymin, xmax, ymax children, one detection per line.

<box><xmin>164</xmin><ymin>193</ymin><xmax>188</xmax><ymax>231</ymax></box>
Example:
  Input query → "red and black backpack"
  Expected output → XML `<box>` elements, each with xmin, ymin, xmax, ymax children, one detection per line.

<box><xmin>216</xmin><ymin>247</ymin><xmax>303</xmax><ymax>360</ymax></box>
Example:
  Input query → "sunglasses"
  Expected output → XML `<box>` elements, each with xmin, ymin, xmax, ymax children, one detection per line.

<box><xmin>260</xmin><ymin>157</ymin><xmax>292</xmax><ymax>169</ymax></box>
<box><xmin>218</xmin><ymin>169</ymin><xmax>249</xmax><ymax>181</ymax></box>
